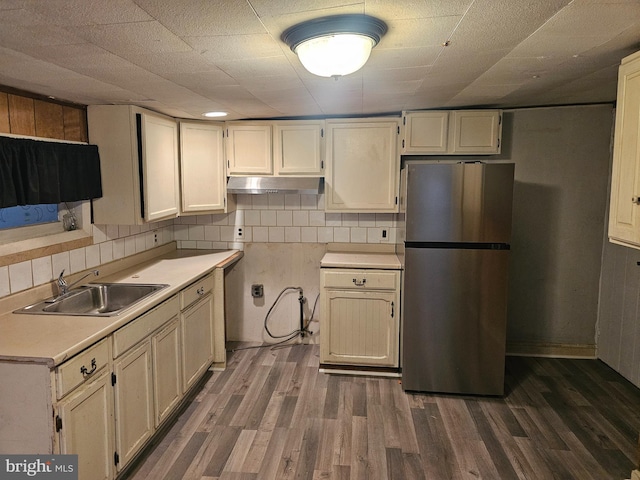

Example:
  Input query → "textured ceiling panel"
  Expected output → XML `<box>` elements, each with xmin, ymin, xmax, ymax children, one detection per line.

<box><xmin>0</xmin><ymin>0</ymin><xmax>637</xmax><ymax>119</ymax></box>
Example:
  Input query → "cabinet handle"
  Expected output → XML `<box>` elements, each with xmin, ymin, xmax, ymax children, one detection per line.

<box><xmin>197</xmin><ymin>287</ymin><xmax>205</xmax><ymax>296</ymax></box>
<box><xmin>80</xmin><ymin>358</ymin><xmax>97</xmax><ymax>376</ymax></box>
<box><xmin>391</xmin><ymin>301</ymin><xmax>395</xmax><ymax>318</ymax></box>
<box><xmin>352</xmin><ymin>278</ymin><xmax>366</xmax><ymax>287</ymax></box>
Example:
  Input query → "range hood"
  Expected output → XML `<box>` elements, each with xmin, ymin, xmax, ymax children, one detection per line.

<box><xmin>227</xmin><ymin>176</ymin><xmax>324</xmax><ymax>194</ymax></box>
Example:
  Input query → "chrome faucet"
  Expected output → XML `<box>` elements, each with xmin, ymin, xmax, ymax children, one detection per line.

<box><xmin>57</xmin><ymin>269</ymin><xmax>99</xmax><ymax>296</ymax></box>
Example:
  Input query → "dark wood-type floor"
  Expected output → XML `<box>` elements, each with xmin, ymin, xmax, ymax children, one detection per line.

<box><xmin>125</xmin><ymin>343</ymin><xmax>640</xmax><ymax>480</ymax></box>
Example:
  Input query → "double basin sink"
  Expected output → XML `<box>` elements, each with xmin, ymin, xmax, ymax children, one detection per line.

<box><xmin>14</xmin><ymin>283</ymin><xmax>168</xmax><ymax>317</ymax></box>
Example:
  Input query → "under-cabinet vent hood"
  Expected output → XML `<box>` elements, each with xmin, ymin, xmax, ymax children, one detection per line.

<box><xmin>227</xmin><ymin>176</ymin><xmax>324</xmax><ymax>195</ymax></box>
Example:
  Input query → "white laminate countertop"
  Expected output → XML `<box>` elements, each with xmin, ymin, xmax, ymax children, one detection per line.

<box><xmin>0</xmin><ymin>249</ymin><xmax>242</xmax><ymax>368</ymax></box>
<box><xmin>320</xmin><ymin>252</ymin><xmax>402</xmax><ymax>269</ymax></box>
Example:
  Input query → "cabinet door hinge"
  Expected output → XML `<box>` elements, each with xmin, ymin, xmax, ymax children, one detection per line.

<box><xmin>497</xmin><ymin>138</ymin><xmax>500</xmax><ymax>148</ymax></box>
<box><xmin>321</xmin><ymin>160</ymin><xmax>324</xmax><ymax>169</ymax></box>
<box><xmin>321</xmin><ymin>128</ymin><xmax>324</xmax><ymax>138</ymax></box>
<box><xmin>403</xmin><ymin>116</ymin><xmax>406</xmax><ymax>125</ymax></box>
<box><xmin>111</xmin><ymin>372</ymin><xmax>117</xmax><ymax>386</ymax></box>
<box><xmin>391</xmin><ymin>301</ymin><xmax>395</xmax><ymax>318</ymax></box>
<box><xmin>55</xmin><ymin>415</ymin><xmax>63</xmax><ymax>432</ymax></box>
<box><xmin>397</xmin><ymin>126</ymin><xmax>400</xmax><ymax>135</ymax></box>
<box><xmin>395</xmin><ymin>196</ymin><xmax>398</xmax><ymax>205</ymax></box>
<box><xmin>402</xmin><ymin>139</ymin><xmax>405</xmax><ymax>149</ymax></box>
<box><xmin>114</xmin><ymin>452</ymin><xmax>120</xmax><ymax>466</ymax></box>
<box><xmin>499</xmin><ymin>114</ymin><xmax>502</xmax><ymax>125</ymax></box>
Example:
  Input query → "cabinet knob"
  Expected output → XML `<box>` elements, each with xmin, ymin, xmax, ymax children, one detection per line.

<box><xmin>197</xmin><ymin>287</ymin><xmax>205</xmax><ymax>296</ymax></box>
<box><xmin>633</xmin><ymin>197</ymin><xmax>640</xmax><ymax>205</ymax></box>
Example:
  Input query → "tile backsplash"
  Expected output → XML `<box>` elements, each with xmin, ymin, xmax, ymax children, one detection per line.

<box><xmin>0</xmin><ymin>193</ymin><xmax>400</xmax><ymax>298</ymax></box>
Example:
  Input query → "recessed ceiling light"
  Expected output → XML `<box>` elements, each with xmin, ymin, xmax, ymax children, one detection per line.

<box><xmin>202</xmin><ymin>111</ymin><xmax>228</xmax><ymax>118</ymax></box>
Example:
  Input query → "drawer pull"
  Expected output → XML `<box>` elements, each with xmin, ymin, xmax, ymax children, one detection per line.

<box><xmin>352</xmin><ymin>278</ymin><xmax>366</xmax><ymax>287</ymax></box>
<box><xmin>197</xmin><ymin>287</ymin><xmax>205</xmax><ymax>296</ymax></box>
<box><xmin>391</xmin><ymin>301</ymin><xmax>395</xmax><ymax>318</ymax></box>
<box><xmin>80</xmin><ymin>358</ymin><xmax>97</xmax><ymax>376</ymax></box>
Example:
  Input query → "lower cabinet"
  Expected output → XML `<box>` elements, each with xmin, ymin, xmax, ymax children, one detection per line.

<box><xmin>52</xmin><ymin>273</ymin><xmax>216</xmax><ymax>479</ymax></box>
<box><xmin>320</xmin><ymin>268</ymin><xmax>401</xmax><ymax>368</ymax></box>
<box><xmin>113</xmin><ymin>341</ymin><xmax>154</xmax><ymax>470</ymax></box>
<box><xmin>57</xmin><ymin>370</ymin><xmax>115</xmax><ymax>480</ymax></box>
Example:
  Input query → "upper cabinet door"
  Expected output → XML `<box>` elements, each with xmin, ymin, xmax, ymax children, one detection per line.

<box><xmin>179</xmin><ymin>122</ymin><xmax>226</xmax><ymax>214</ymax></box>
<box><xmin>226</xmin><ymin>123</ymin><xmax>272</xmax><ymax>175</ymax></box>
<box><xmin>325</xmin><ymin>118</ymin><xmax>400</xmax><ymax>213</ymax></box>
<box><xmin>609</xmin><ymin>51</ymin><xmax>640</xmax><ymax>247</ymax></box>
<box><xmin>449</xmin><ymin>110</ymin><xmax>502</xmax><ymax>154</ymax></box>
<box><xmin>140</xmin><ymin>113</ymin><xmax>180</xmax><ymax>222</ymax></box>
<box><xmin>402</xmin><ymin>111</ymin><xmax>449</xmax><ymax>154</ymax></box>
<box><xmin>273</xmin><ymin>121</ymin><xmax>324</xmax><ymax>176</ymax></box>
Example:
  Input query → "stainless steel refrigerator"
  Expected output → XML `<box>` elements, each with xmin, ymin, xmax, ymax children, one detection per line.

<box><xmin>402</xmin><ymin>162</ymin><xmax>514</xmax><ymax>395</ymax></box>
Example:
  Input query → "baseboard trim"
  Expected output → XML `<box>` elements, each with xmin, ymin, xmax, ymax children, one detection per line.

<box><xmin>506</xmin><ymin>342</ymin><xmax>596</xmax><ymax>359</ymax></box>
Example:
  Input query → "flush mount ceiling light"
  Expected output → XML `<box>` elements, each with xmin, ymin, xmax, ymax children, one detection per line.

<box><xmin>282</xmin><ymin>14</ymin><xmax>387</xmax><ymax>78</ymax></box>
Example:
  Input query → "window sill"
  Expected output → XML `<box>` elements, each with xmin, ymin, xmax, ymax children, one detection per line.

<box><xmin>0</xmin><ymin>229</ymin><xmax>93</xmax><ymax>267</ymax></box>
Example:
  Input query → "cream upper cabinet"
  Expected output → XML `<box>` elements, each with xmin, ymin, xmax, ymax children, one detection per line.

<box><xmin>225</xmin><ymin>122</ymin><xmax>273</xmax><ymax>175</ymax></box>
<box><xmin>449</xmin><ymin>110</ymin><xmax>502</xmax><ymax>154</ymax></box>
<box><xmin>609</xmin><ymin>51</ymin><xmax>640</xmax><ymax>248</ymax></box>
<box><xmin>226</xmin><ymin>120</ymin><xmax>324</xmax><ymax>176</ymax></box>
<box><xmin>402</xmin><ymin>111</ymin><xmax>449</xmax><ymax>154</ymax></box>
<box><xmin>325</xmin><ymin>117</ymin><xmax>401</xmax><ymax>213</ymax></box>
<box><xmin>402</xmin><ymin>109</ymin><xmax>502</xmax><ymax>155</ymax></box>
<box><xmin>273</xmin><ymin>120</ymin><xmax>324</xmax><ymax>175</ymax></box>
<box><xmin>179</xmin><ymin>121</ymin><xmax>228</xmax><ymax>214</ymax></box>
<box><xmin>88</xmin><ymin>105</ymin><xmax>180</xmax><ymax>225</ymax></box>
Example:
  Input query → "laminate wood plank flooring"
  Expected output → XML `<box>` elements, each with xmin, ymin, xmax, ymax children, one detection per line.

<box><xmin>125</xmin><ymin>344</ymin><xmax>640</xmax><ymax>480</ymax></box>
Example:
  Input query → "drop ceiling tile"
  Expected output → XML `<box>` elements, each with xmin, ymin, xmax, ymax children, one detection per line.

<box><xmin>365</xmin><ymin>46</ymin><xmax>442</xmax><ymax>69</ymax></box>
<box><xmin>185</xmin><ymin>34</ymin><xmax>284</xmax><ymax>62</ymax></box>
<box><xmin>216</xmin><ymin>56</ymin><xmax>297</xmax><ymax>79</ymax></box>
<box><xmin>249</xmin><ymin>0</ymin><xmax>356</xmax><ymax>17</ymax></box>
<box><xmin>125</xmin><ymin>51</ymin><xmax>221</xmax><ymax>76</ymax></box>
<box><xmin>378</xmin><ymin>17</ymin><xmax>461</xmax><ymax>49</ymax></box>
<box><xmin>166</xmin><ymin>70</ymin><xmax>239</xmax><ymax>89</ymax></box>
<box><xmin>135</xmin><ymin>0</ymin><xmax>266</xmax><ymax>36</ymax></box>
<box><xmin>22</xmin><ymin>0</ymin><xmax>153</xmax><ymax>26</ymax></box>
<box><xmin>535</xmin><ymin>2</ymin><xmax>640</xmax><ymax>37</ymax></box>
<box><xmin>74</xmin><ymin>21</ymin><xmax>192</xmax><ymax>56</ymax></box>
<box><xmin>364</xmin><ymin>0</ymin><xmax>473</xmax><ymax>19</ymax></box>
<box><xmin>259</xmin><ymin>5</ymin><xmax>365</xmax><ymax>38</ymax></box>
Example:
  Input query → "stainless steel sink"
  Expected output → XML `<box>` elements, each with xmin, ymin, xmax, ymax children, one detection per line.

<box><xmin>14</xmin><ymin>283</ymin><xmax>169</xmax><ymax>317</ymax></box>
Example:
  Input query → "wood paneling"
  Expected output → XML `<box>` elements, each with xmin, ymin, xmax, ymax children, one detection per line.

<box><xmin>0</xmin><ymin>93</ymin><xmax>9</xmax><ymax>133</ymax></box>
<box><xmin>63</xmin><ymin>105</ymin><xmax>87</xmax><ymax>142</ymax></box>
<box><xmin>34</xmin><ymin>100</ymin><xmax>64</xmax><ymax>139</ymax></box>
<box><xmin>8</xmin><ymin>94</ymin><xmax>36</xmax><ymax>136</ymax></box>
<box><xmin>125</xmin><ymin>344</ymin><xmax>640</xmax><ymax>480</ymax></box>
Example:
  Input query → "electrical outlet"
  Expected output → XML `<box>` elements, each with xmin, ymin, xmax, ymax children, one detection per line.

<box><xmin>381</xmin><ymin>228</ymin><xmax>389</xmax><ymax>243</ymax></box>
<box><xmin>235</xmin><ymin>227</ymin><xmax>243</xmax><ymax>240</ymax></box>
<box><xmin>251</xmin><ymin>284</ymin><xmax>264</xmax><ymax>298</ymax></box>
<box><xmin>153</xmin><ymin>231</ymin><xmax>158</xmax><ymax>244</ymax></box>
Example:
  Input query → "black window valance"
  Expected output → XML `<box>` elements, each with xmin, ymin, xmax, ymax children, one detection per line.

<box><xmin>0</xmin><ymin>136</ymin><xmax>102</xmax><ymax>208</ymax></box>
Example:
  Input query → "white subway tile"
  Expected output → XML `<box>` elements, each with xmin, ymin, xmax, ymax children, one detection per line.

<box><xmin>196</xmin><ymin>214</ymin><xmax>212</xmax><ymax>224</ymax></box>
<box><xmin>285</xmin><ymin>227</ymin><xmax>301</xmax><ymax>242</ymax></box>
<box><xmin>300</xmin><ymin>194</ymin><xmax>318</xmax><ymax>209</ymax></box>
<box><xmin>325</xmin><ymin>213</ymin><xmax>342</xmax><ymax>226</ymax></box>
<box><xmin>253</xmin><ymin>227</ymin><xmax>269</xmax><ymax>242</ymax></box>
<box><xmin>230</xmin><ymin>209</ymin><xmax>244</xmax><ymax>226</ymax></box>
<box><xmin>351</xmin><ymin>227</ymin><xmax>367</xmax><ymax>243</ymax></box>
<box><xmin>285</xmin><ymin>194</ymin><xmax>301</xmax><ymax>210</ymax></box>
<box><xmin>196</xmin><ymin>241</ymin><xmax>213</xmax><ymax>250</ymax></box>
<box><xmin>241</xmin><ymin>227</ymin><xmax>253</xmax><ymax>242</ymax></box>
<box><xmin>277</xmin><ymin>210</ymin><xmax>293</xmax><ymax>227</ymax></box>
<box><xmin>135</xmin><ymin>234</ymin><xmax>146</xmax><ymax>253</ymax></box>
<box><xmin>220</xmin><ymin>226</ymin><xmax>234</xmax><ymax>242</ymax></box>
<box><xmin>0</xmin><ymin>266</ymin><xmax>10</xmax><ymax>297</ymax></box>
<box><xmin>213</xmin><ymin>241</ymin><xmax>231</xmax><ymax>249</ymax></box>
<box><xmin>100</xmin><ymin>241</ymin><xmax>114</xmax><ymax>263</ymax></box>
<box><xmin>318</xmin><ymin>227</ymin><xmax>334</xmax><ymax>243</ymax></box>
<box><xmin>113</xmin><ymin>238</ymin><xmax>126</xmax><ymax>260</ymax></box>
<box><xmin>9</xmin><ymin>260</ymin><xmax>32</xmax><ymax>293</ymax></box>
<box><xmin>268</xmin><ymin>194</ymin><xmax>285</xmax><ymax>210</ymax></box>
<box><xmin>334</xmin><ymin>227</ymin><xmax>350</xmax><ymax>243</ymax></box>
<box><xmin>211</xmin><ymin>213</ymin><xmax>229</xmax><ymax>226</ymax></box>
<box><xmin>129</xmin><ymin>225</ymin><xmax>141</xmax><ymax>235</ymax></box>
<box><xmin>32</xmin><ymin>256</ymin><xmax>52</xmax><ymax>286</ymax></box>
<box><xmin>204</xmin><ymin>225</ymin><xmax>221</xmax><ymax>241</ymax></box>
<box><xmin>244</xmin><ymin>210</ymin><xmax>261</xmax><ymax>226</ymax></box>
<box><xmin>252</xmin><ymin>195</ymin><xmax>269</xmax><ymax>209</ymax></box>
<box><xmin>118</xmin><ymin>225</ymin><xmax>130</xmax><ymax>238</ymax></box>
<box><xmin>236</xmin><ymin>194</ymin><xmax>253</xmax><ymax>209</ymax></box>
<box><xmin>342</xmin><ymin>213</ymin><xmax>359</xmax><ymax>227</ymax></box>
<box><xmin>145</xmin><ymin>232</ymin><xmax>155</xmax><ymax>250</ymax></box>
<box><xmin>358</xmin><ymin>213</ymin><xmax>376</xmax><ymax>227</ymax></box>
<box><xmin>124</xmin><ymin>237</ymin><xmax>136</xmax><ymax>257</ymax></box>
<box><xmin>140</xmin><ymin>223</ymin><xmax>150</xmax><ymax>232</ymax></box>
<box><xmin>301</xmin><ymin>227</ymin><xmax>318</xmax><ymax>243</ymax></box>
<box><xmin>309</xmin><ymin>211</ymin><xmax>325</xmax><ymax>226</ymax></box>
<box><xmin>269</xmin><ymin>226</ymin><xmax>285</xmax><ymax>242</ymax></box>
<box><xmin>92</xmin><ymin>225</ymin><xmax>107</xmax><ymax>244</ymax></box>
<box><xmin>106</xmin><ymin>224</ymin><xmax>119</xmax><ymax>240</ymax></box>
<box><xmin>367</xmin><ymin>227</ymin><xmax>382</xmax><ymax>243</ymax></box>
<box><xmin>260</xmin><ymin>210</ymin><xmax>277</xmax><ymax>226</ymax></box>
<box><xmin>181</xmin><ymin>240</ymin><xmax>197</xmax><ymax>249</ymax></box>
<box><xmin>174</xmin><ymin>225</ymin><xmax>190</xmax><ymax>241</ymax></box>
<box><xmin>69</xmin><ymin>248</ymin><xmax>86</xmax><ymax>273</ymax></box>
<box><xmin>375</xmin><ymin>213</ymin><xmax>395</xmax><ymax>227</ymax></box>
<box><xmin>293</xmin><ymin>211</ymin><xmax>309</xmax><ymax>226</ymax></box>
<box><xmin>189</xmin><ymin>225</ymin><xmax>205</xmax><ymax>241</ymax></box>
<box><xmin>52</xmin><ymin>251</ymin><xmax>70</xmax><ymax>278</ymax></box>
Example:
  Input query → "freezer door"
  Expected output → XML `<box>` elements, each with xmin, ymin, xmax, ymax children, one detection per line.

<box><xmin>405</xmin><ymin>162</ymin><xmax>514</xmax><ymax>243</ymax></box>
<box><xmin>402</xmin><ymin>247</ymin><xmax>509</xmax><ymax>395</ymax></box>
